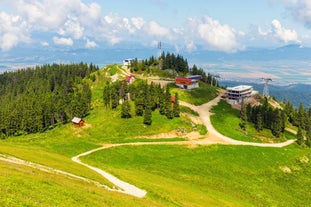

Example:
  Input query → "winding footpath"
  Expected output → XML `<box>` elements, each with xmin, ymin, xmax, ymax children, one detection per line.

<box><xmin>179</xmin><ymin>95</ymin><xmax>296</xmax><ymax>147</ymax></box>
<box><xmin>71</xmin><ymin>94</ymin><xmax>295</xmax><ymax>198</ymax></box>
<box><xmin>1</xmin><ymin>94</ymin><xmax>296</xmax><ymax>198</ymax></box>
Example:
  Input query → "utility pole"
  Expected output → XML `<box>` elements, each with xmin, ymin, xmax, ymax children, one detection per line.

<box><xmin>262</xmin><ymin>78</ymin><xmax>272</xmax><ymax>97</ymax></box>
<box><xmin>158</xmin><ymin>41</ymin><xmax>162</xmax><ymax>70</ymax></box>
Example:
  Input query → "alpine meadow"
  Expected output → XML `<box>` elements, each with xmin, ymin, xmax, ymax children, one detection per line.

<box><xmin>0</xmin><ymin>54</ymin><xmax>310</xmax><ymax>206</ymax></box>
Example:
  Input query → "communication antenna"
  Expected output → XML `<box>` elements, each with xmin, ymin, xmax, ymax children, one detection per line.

<box><xmin>262</xmin><ymin>78</ymin><xmax>272</xmax><ymax>97</ymax></box>
<box><xmin>158</xmin><ymin>41</ymin><xmax>162</xmax><ymax>58</ymax></box>
<box><xmin>157</xmin><ymin>41</ymin><xmax>163</xmax><ymax>69</ymax></box>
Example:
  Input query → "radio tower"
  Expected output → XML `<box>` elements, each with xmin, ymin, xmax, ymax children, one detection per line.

<box><xmin>262</xmin><ymin>78</ymin><xmax>272</xmax><ymax>97</ymax></box>
<box><xmin>158</xmin><ymin>41</ymin><xmax>162</xmax><ymax>69</ymax></box>
<box><xmin>158</xmin><ymin>41</ymin><xmax>162</xmax><ymax>58</ymax></box>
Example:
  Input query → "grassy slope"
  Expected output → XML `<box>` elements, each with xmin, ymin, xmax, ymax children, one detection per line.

<box><xmin>0</xmin><ymin>161</ymin><xmax>155</xmax><ymax>207</ymax></box>
<box><xmin>82</xmin><ymin>144</ymin><xmax>311</xmax><ymax>207</ymax></box>
<box><xmin>1</xmin><ymin>65</ymin><xmax>309</xmax><ymax>206</ymax></box>
<box><xmin>210</xmin><ymin>100</ymin><xmax>296</xmax><ymax>143</ymax></box>
<box><xmin>170</xmin><ymin>82</ymin><xmax>218</xmax><ymax>106</ymax></box>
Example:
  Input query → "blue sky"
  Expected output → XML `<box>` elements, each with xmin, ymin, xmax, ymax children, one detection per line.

<box><xmin>1</xmin><ymin>0</ymin><xmax>311</xmax><ymax>53</ymax></box>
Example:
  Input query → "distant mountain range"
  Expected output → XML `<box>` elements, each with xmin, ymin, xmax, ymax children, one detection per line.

<box><xmin>1</xmin><ymin>43</ymin><xmax>310</xmax><ymax>68</ymax></box>
<box><xmin>1</xmin><ymin>43</ymin><xmax>310</xmax><ymax>106</ymax></box>
<box><xmin>187</xmin><ymin>44</ymin><xmax>311</xmax><ymax>62</ymax></box>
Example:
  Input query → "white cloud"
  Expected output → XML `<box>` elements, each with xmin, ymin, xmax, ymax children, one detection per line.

<box><xmin>58</xmin><ymin>17</ymin><xmax>84</xmax><ymax>39</ymax></box>
<box><xmin>145</xmin><ymin>21</ymin><xmax>170</xmax><ymax>37</ymax></box>
<box><xmin>258</xmin><ymin>26</ymin><xmax>270</xmax><ymax>36</ymax></box>
<box><xmin>10</xmin><ymin>0</ymin><xmax>100</xmax><ymax>37</ymax></box>
<box><xmin>85</xmin><ymin>38</ymin><xmax>97</xmax><ymax>48</ymax></box>
<box><xmin>53</xmin><ymin>36</ymin><xmax>73</xmax><ymax>46</ymax></box>
<box><xmin>185</xmin><ymin>40</ymin><xmax>197</xmax><ymax>52</ymax></box>
<box><xmin>0</xmin><ymin>12</ymin><xmax>30</xmax><ymax>51</ymax></box>
<box><xmin>285</xmin><ymin>0</ymin><xmax>311</xmax><ymax>26</ymax></box>
<box><xmin>187</xmin><ymin>16</ymin><xmax>241</xmax><ymax>52</ymax></box>
<box><xmin>41</xmin><ymin>41</ymin><xmax>49</xmax><ymax>46</ymax></box>
<box><xmin>131</xmin><ymin>17</ymin><xmax>145</xmax><ymax>30</ymax></box>
<box><xmin>271</xmin><ymin>19</ymin><xmax>300</xmax><ymax>43</ymax></box>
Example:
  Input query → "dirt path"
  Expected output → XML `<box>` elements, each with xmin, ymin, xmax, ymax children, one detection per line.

<box><xmin>0</xmin><ymin>93</ymin><xmax>296</xmax><ymax>199</ymax></box>
<box><xmin>70</xmin><ymin>94</ymin><xmax>295</xmax><ymax>198</ymax></box>
<box><xmin>179</xmin><ymin>95</ymin><xmax>296</xmax><ymax>147</ymax></box>
<box><xmin>0</xmin><ymin>153</ymin><xmax>123</xmax><ymax>194</ymax></box>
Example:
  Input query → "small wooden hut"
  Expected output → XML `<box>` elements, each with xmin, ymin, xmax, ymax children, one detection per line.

<box><xmin>71</xmin><ymin>117</ymin><xmax>84</xmax><ymax>127</ymax></box>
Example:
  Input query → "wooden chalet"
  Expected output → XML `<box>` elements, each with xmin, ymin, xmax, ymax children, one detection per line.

<box><xmin>72</xmin><ymin>117</ymin><xmax>84</xmax><ymax>127</ymax></box>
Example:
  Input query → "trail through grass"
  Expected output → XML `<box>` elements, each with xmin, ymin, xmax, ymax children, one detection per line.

<box><xmin>82</xmin><ymin>144</ymin><xmax>311</xmax><ymax>207</ymax></box>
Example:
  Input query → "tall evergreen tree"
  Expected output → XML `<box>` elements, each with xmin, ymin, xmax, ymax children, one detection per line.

<box><xmin>297</xmin><ymin>126</ymin><xmax>304</xmax><ymax>145</ymax></box>
<box><xmin>121</xmin><ymin>100</ymin><xmax>131</xmax><ymax>118</ymax></box>
<box><xmin>143</xmin><ymin>106</ymin><xmax>152</xmax><ymax>125</ymax></box>
<box><xmin>271</xmin><ymin>109</ymin><xmax>282</xmax><ymax>138</ymax></box>
<box><xmin>305</xmin><ymin>122</ymin><xmax>311</xmax><ymax>147</ymax></box>
<box><xmin>255</xmin><ymin>112</ymin><xmax>263</xmax><ymax>132</ymax></box>
<box><xmin>173</xmin><ymin>93</ymin><xmax>180</xmax><ymax>117</ymax></box>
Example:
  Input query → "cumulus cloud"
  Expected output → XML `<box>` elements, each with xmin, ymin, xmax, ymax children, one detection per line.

<box><xmin>285</xmin><ymin>0</ymin><xmax>311</xmax><ymax>27</ymax></box>
<box><xmin>58</xmin><ymin>17</ymin><xmax>84</xmax><ymax>39</ymax></box>
<box><xmin>187</xmin><ymin>16</ymin><xmax>242</xmax><ymax>52</ymax></box>
<box><xmin>41</xmin><ymin>41</ymin><xmax>49</xmax><ymax>47</ymax></box>
<box><xmin>271</xmin><ymin>19</ymin><xmax>300</xmax><ymax>43</ymax></box>
<box><xmin>85</xmin><ymin>38</ymin><xmax>97</xmax><ymax>48</ymax></box>
<box><xmin>5</xmin><ymin>0</ymin><xmax>101</xmax><ymax>46</ymax></box>
<box><xmin>0</xmin><ymin>1</ymin><xmax>245</xmax><ymax>52</ymax></box>
<box><xmin>13</xmin><ymin>0</ymin><xmax>101</xmax><ymax>31</ymax></box>
<box><xmin>0</xmin><ymin>12</ymin><xmax>30</xmax><ymax>51</ymax></box>
<box><xmin>131</xmin><ymin>17</ymin><xmax>145</xmax><ymax>30</ymax></box>
<box><xmin>53</xmin><ymin>36</ymin><xmax>73</xmax><ymax>46</ymax></box>
<box><xmin>144</xmin><ymin>21</ymin><xmax>170</xmax><ymax>37</ymax></box>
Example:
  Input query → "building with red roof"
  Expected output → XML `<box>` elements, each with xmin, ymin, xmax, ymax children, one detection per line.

<box><xmin>125</xmin><ymin>74</ymin><xmax>135</xmax><ymax>84</ymax></box>
<box><xmin>175</xmin><ymin>77</ymin><xmax>199</xmax><ymax>89</ymax></box>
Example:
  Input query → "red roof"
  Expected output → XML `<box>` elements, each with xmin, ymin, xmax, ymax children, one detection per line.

<box><xmin>175</xmin><ymin>77</ymin><xmax>191</xmax><ymax>81</ymax></box>
<box><xmin>125</xmin><ymin>74</ymin><xmax>135</xmax><ymax>81</ymax></box>
<box><xmin>171</xmin><ymin>96</ymin><xmax>176</xmax><ymax>102</ymax></box>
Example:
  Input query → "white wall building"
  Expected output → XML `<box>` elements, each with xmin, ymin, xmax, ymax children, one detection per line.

<box><xmin>123</xmin><ymin>58</ymin><xmax>134</xmax><ymax>66</ymax></box>
<box><xmin>226</xmin><ymin>85</ymin><xmax>254</xmax><ymax>104</ymax></box>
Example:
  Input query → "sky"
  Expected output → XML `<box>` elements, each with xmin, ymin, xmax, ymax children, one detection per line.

<box><xmin>1</xmin><ymin>0</ymin><xmax>311</xmax><ymax>53</ymax></box>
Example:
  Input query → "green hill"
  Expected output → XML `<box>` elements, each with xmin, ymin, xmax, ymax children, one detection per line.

<box><xmin>0</xmin><ymin>63</ymin><xmax>310</xmax><ymax>206</ymax></box>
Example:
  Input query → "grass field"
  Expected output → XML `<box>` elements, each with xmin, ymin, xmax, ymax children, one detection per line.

<box><xmin>0</xmin><ymin>66</ymin><xmax>308</xmax><ymax>207</ymax></box>
<box><xmin>210</xmin><ymin>100</ymin><xmax>296</xmax><ymax>143</ymax></box>
<box><xmin>81</xmin><ymin>144</ymin><xmax>311</xmax><ymax>207</ymax></box>
<box><xmin>0</xmin><ymin>161</ymin><xmax>155</xmax><ymax>207</ymax></box>
<box><xmin>170</xmin><ymin>82</ymin><xmax>218</xmax><ymax>106</ymax></box>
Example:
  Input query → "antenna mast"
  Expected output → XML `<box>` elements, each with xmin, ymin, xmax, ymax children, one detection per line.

<box><xmin>158</xmin><ymin>41</ymin><xmax>163</xmax><ymax>69</ymax></box>
<box><xmin>262</xmin><ymin>78</ymin><xmax>272</xmax><ymax>97</ymax></box>
<box><xmin>158</xmin><ymin>41</ymin><xmax>162</xmax><ymax>57</ymax></box>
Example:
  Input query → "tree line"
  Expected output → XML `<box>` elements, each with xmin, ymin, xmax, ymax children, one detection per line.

<box><xmin>0</xmin><ymin>63</ymin><xmax>98</xmax><ymax>137</ymax></box>
<box><xmin>103</xmin><ymin>80</ymin><xmax>180</xmax><ymax>125</ymax></box>
<box><xmin>241</xmin><ymin>98</ymin><xmax>286</xmax><ymax>137</ymax></box>
<box><xmin>190</xmin><ymin>64</ymin><xmax>218</xmax><ymax>86</ymax></box>
<box><xmin>130</xmin><ymin>52</ymin><xmax>189</xmax><ymax>74</ymax></box>
<box><xmin>240</xmin><ymin>97</ymin><xmax>311</xmax><ymax>147</ymax></box>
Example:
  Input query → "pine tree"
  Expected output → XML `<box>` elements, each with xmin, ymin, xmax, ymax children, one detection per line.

<box><xmin>255</xmin><ymin>112</ymin><xmax>263</xmax><ymax>131</ymax></box>
<box><xmin>166</xmin><ymin>107</ymin><xmax>174</xmax><ymax>119</ymax></box>
<box><xmin>296</xmin><ymin>126</ymin><xmax>304</xmax><ymax>145</ymax></box>
<box><xmin>121</xmin><ymin>100</ymin><xmax>131</xmax><ymax>118</ymax></box>
<box><xmin>271</xmin><ymin>109</ymin><xmax>282</xmax><ymax>138</ymax></box>
<box><xmin>143</xmin><ymin>106</ymin><xmax>152</xmax><ymax>125</ymax></box>
<box><xmin>110</xmin><ymin>87</ymin><xmax>119</xmax><ymax>109</ymax></box>
<box><xmin>297</xmin><ymin>103</ymin><xmax>308</xmax><ymax>129</ymax></box>
<box><xmin>173</xmin><ymin>93</ymin><xmax>180</xmax><ymax>117</ymax></box>
<box><xmin>305</xmin><ymin>119</ymin><xmax>311</xmax><ymax>147</ymax></box>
